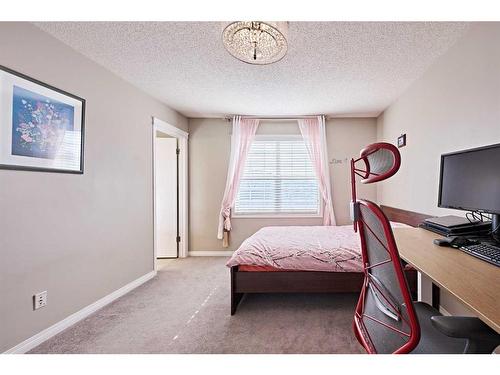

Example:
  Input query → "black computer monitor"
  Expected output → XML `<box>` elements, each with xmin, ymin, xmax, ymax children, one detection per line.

<box><xmin>438</xmin><ymin>143</ymin><xmax>500</xmax><ymax>240</ymax></box>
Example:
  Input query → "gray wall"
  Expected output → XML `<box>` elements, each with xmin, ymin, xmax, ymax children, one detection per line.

<box><xmin>377</xmin><ymin>22</ymin><xmax>500</xmax><ymax>315</ymax></box>
<box><xmin>189</xmin><ymin>117</ymin><xmax>377</xmax><ymax>252</ymax></box>
<box><xmin>0</xmin><ymin>22</ymin><xmax>187</xmax><ymax>352</ymax></box>
<box><xmin>377</xmin><ymin>22</ymin><xmax>500</xmax><ymax>218</ymax></box>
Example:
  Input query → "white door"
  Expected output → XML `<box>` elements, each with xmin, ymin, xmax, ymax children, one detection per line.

<box><xmin>155</xmin><ymin>137</ymin><xmax>178</xmax><ymax>258</ymax></box>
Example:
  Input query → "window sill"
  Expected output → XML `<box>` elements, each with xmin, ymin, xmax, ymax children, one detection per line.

<box><xmin>232</xmin><ymin>214</ymin><xmax>322</xmax><ymax>219</ymax></box>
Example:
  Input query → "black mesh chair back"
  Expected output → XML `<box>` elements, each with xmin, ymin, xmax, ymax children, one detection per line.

<box><xmin>353</xmin><ymin>200</ymin><xmax>420</xmax><ymax>353</ymax></box>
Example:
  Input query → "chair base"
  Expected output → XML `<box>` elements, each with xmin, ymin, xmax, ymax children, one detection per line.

<box><xmin>411</xmin><ymin>302</ymin><xmax>468</xmax><ymax>354</ymax></box>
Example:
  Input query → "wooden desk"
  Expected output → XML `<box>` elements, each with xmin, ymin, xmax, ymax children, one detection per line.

<box><xmin>393</xmin><ymin>227</ymin><xmax>500</xmax><ymax>333</ymax></box>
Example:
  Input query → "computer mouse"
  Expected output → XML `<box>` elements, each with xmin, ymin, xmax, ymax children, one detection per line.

<box><xmin>434</xmin><ymin>238</ymin><xmax>452</xmax><ymax>246</ymax></box>
<box><xmin>433</xmin><ymin>237</ymin><xmax>478</xmax><ymax>248</ymax></box>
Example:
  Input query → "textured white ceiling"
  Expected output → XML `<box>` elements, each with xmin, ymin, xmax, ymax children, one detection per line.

<box><xmin>34</xmin><ymin>22</ymin><xmax>469</xmax><ymax>118</ymax></box>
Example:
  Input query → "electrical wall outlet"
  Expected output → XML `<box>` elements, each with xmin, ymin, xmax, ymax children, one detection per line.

<box><xmin>34</xmin><ymin>291</ymin><xmax>47</xmax><ymax>310</ymax></box>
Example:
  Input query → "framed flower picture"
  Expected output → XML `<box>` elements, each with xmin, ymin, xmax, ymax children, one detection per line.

<box><xmin>0</xmin><ymin>65</ymin><xmax>85</xmax><ymax>174</ymax></box>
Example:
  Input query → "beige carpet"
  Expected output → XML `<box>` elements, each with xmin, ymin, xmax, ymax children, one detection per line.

<box><xmin>29</xmin><ymin>257</ymin><xmax>364</xmax><ymax>354</ymax></box>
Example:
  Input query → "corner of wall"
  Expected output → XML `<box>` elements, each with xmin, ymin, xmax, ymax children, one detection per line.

<box><xmin>375</xmin><ymin>112</ymin><xmax>385</xmax><ymax>204</ymax></box>
<box><xmin>375</xmin><ymin>112</ymin><xmax>384</xmax><ymax>142</ymax></box>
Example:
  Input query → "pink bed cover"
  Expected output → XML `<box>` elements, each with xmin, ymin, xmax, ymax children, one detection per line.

<box><xmin>226</xmin><ymin>223</ymin><xmax>410</xmax><ymax>273</ymax></box>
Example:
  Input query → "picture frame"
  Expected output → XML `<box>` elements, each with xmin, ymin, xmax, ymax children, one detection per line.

<box><xmin>0</xmin><ymin>65</ymin><xmax>85</xmax><ymax>174</ymax></box>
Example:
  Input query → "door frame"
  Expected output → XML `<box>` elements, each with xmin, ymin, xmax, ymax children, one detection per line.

<box><xmin>152</xmin><ymin>117</ymin><xmax>189</xmax><ymax>268</ymax></box>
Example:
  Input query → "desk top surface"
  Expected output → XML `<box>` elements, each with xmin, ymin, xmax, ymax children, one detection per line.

<box><xmin>393</xmin><ymin>227</ymin><xmax>500</xmax><ymax>333</ymax></box>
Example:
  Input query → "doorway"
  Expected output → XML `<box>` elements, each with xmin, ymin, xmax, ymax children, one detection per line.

<box><xmin>153</xmin><ymin>118</ymin><xmax>189</xmax><ymax>269</ymax></box>
<box><xmin>155</xmin><ymin>134</ymin><xmax>178</xmax><ymax>258</ymax></box>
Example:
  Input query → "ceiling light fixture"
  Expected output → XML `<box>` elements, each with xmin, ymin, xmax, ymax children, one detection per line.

<box><xmin>222</xmin><ymin>21</ymin><xmax>288</xmax><ymax>65</ymax></box>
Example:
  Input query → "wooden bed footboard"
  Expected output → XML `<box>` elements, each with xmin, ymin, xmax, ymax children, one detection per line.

<box><xmin>230</xmin><ymin>266</ymin><xmax>418</xmax><ymax>315</ymax></box>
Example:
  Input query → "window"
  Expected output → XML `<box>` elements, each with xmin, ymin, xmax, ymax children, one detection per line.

<box><xmin>234</xmin><ymin>135</ymin><xmax>320</xmax><ymax>216</ymax></box>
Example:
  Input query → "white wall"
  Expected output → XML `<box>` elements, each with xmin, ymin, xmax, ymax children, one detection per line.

<box><xmin>189</xmin><ymin>117</ymin><xmax>377</xmax><ymax>251</ymax></box>
<box><xmin>377</xmin><ymin>22</ymin><xmax>500</xmax><ymax>315</ymax></box>
<box><xmin>0</xmin><ymin>22</ymin><xmax>188</xmax><ymax>352</ymax></box>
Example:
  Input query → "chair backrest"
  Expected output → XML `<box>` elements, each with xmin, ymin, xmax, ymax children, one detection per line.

<box><xmin>351</xmin><ymin>143</ymin><xmax>420</xmax><ymax>354</ymax></box>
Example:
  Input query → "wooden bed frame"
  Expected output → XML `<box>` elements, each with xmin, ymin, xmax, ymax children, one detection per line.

<box><xmin>230</xmin><ymin>205</ymin><xmax>433</xmax><ymax>314</ymax></box>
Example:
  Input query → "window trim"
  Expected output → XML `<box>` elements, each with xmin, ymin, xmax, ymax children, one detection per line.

<box><xmin>232</xmin><ymin>134</ymin><xmax>323</xmax><ymax>219</ymax></box>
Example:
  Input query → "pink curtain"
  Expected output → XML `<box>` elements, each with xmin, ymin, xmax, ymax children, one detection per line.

<box><xmin>217</xmin><ymin>116</ymin><xmax>260</xmax><ymax>239</ymax></box>
<box><xmin>298</xmin><ymin>116</ymin><xmax>336</xmax><ymax>225</ymax></box>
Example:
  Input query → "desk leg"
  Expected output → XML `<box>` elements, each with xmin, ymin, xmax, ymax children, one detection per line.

<box><xmin>432</xmin><ymin>283</ymin><xmax>441</xmax><ymax>310</ymax></box>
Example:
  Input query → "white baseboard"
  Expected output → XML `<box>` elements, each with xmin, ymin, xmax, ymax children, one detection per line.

<box><xmin>3</xmin><ymin>270</ymin><xmax>157</xmax><ymax>354</ymax></box>
<box><xmin>188</xmin><ymin>251</ymin><xmax>233</xmax><ymax>256</ymax></box>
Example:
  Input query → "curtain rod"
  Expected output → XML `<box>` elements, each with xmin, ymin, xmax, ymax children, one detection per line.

<box><xmin>224</xmin><ymin>115</ymin><xmax>326</xmax><ymax>121</ymax></box>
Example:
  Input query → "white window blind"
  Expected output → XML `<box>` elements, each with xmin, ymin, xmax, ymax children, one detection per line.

<box><xmin>235</xmin><ymin>135</ymin><xmax>320</xmax><ymax>216</ymax></box>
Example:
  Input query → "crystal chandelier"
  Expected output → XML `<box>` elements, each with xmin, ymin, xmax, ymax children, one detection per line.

<box><xmin>222</xmin><ymin>21</ymin><xmax>288</xmax><ymax>65</ymax></box>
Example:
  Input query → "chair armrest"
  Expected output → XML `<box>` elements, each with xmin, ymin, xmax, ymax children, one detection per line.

<box><xmin>431</xmin><ymin>316</ymin><xmax>498</xmax><ymax>340</ymax></box>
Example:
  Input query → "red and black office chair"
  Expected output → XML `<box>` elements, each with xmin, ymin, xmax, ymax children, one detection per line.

<box><xmin>350</xmin><ymin>142</ymin><xmax>500</xmax><ymax>354</ymax></box>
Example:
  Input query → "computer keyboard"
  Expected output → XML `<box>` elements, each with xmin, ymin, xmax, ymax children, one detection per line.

<box><xmin>460</xmin><ymin>242</ymin><xmax>500</xmax><ymax>267</ymax></box>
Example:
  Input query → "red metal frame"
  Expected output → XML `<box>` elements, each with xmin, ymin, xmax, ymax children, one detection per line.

<box><xmin>350</xmin><ymin>143</ymin><xmax>420</xmax><ymax>354</ymax></box>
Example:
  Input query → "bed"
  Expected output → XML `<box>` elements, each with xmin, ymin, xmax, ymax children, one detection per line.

<box><xmin>227</xmin><ymin>205</ymin><xmax>432</xmax><ymax>314</ymax></box>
